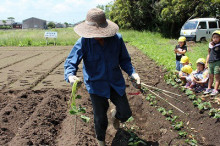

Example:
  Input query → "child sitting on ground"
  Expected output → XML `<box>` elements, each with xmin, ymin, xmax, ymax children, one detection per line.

<box><xmin>177</xmin><ymin>56</ymin><xmax>192</xmax><ymax>84</ymax></box>
<box><xmin>174</xmin><ymin>36</ymin><xmax>187</xmax><ymax>71</ymax></box>
<box><xmin>204</xmin><ymin>30</ymin><xmax>220</xmax><ymax>96</ymax></box>
<box><xmin>189</xmin><ymin>58</ymin><xmax>209</xmax><ymax>92</ymax></box>
<box><xmin>180</xmin><ymin>65</ymin><xmax>193</xmax><ymax>88</ymax></box>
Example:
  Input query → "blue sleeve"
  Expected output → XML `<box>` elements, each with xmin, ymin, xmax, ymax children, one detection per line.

<box><xmin>118</xmin><ymin>34</ymin><xmax>135</xmax><ymax>76</ymax></box>
<box><xmin>64</xmin><ymin>38</ymin><xmax>83</xmax><ymax>82</ymax></box>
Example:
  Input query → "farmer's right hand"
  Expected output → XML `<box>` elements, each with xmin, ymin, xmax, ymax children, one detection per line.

<box><xmin>68</xmin><ymin>75</ymin><xmax>81</xmax><ymax>86</ymax></box>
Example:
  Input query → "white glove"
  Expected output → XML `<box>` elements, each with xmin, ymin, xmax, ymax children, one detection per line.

<box><xmin>68</xmin><ymin>75</ymin><xmax>81</xmax><ymax>86</ymax></box>
<box><xmin>130</xmin><ymin>73</ymin><xmax>141</xmax><ymax>89</ymax></box>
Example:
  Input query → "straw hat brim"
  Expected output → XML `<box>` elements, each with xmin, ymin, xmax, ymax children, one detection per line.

<box><xmin>74</xmin><ymin>20</ymin><xmax>119</xmax><ymax>38</ymax></box>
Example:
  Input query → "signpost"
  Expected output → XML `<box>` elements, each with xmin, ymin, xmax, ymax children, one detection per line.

<box><xmin>44</xmin><ymin>32</ymin><xmax>57</xmax><ymax>45</ymax></box>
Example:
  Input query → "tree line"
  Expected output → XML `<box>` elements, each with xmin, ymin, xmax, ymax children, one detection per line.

<box><xmin>97</xmin><ymin>0</ymin><xmax>220</xmax><ymax>38</ymax></box>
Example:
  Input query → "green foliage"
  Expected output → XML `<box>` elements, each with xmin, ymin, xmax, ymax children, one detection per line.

<box><xmin>192</xmin><ymin>98</ymin><xmax>202</xmax><ymax>106</ymax></box>
<box><xmin>108</xmin><ymin>0</ymin><xmax>219</xmax><ymax>37</ymax></box>
<box><xmin>146</xmin><ymin>94</ymin><xmax>157</xmax><ymax>106</ymax></box>
<box><xmin>173</xmin><ymin>121</ymin><xmax>183</xmax><ymax>130</ymax></box>
<box><xmin>185</xmin><ymin>138</ymin><xmax>198</xmax><ymax>146</ymax></box>
<box><xmin>0</xmin><ymin>28</ymin><xmax>79</xmax><ymax>46</ymax></box>
<box><xmin>209</xmin><ymin>108</ymin><xmax>220</xmax><ymax>119</ymax></box>
<box><xmin>80</xmin><ymin>115</ymin><xmax>90</xmax><ymax>123</ymax></box>
<box><xmin>126</xmin><ymin>116</ymin><xmax>134</xmax><ymax>123</ymax></box>
<box><xmin>178</xmin><ymin>131</ymin><xmax>188</xmax><ymax>138</ymax></box>
<box><xmin>188</xmin><ymin>94</ymin><xmax>196</xmax><ymax>100</ymax></box>
<box><xmin>69</xmin><ymin>81</ymin><xmax>90</xmax><ymax>123</ymax></box>
<box><xmin>128</xmin><ymin>132</ymin><xmax>147</xmax><ymax>146</ymax></box>
<box><xmin>47</xmin><ymin>22</ymin><xmax>56</xmax><ymax>28</ymax></box>
<box><xmin>197</xmin><ymin>102</ymin><xmax>212</xmax><ymax>111</ymax></box>
<box><xmin>185</xmin><ymin>89</ymin><xmax>193</xmax><ymax>96</ymax></box>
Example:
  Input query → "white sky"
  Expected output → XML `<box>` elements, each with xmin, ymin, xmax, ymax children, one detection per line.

<box><xmin>0</xmin><ymin>0</ymin><xmax>113</xmax><ymax>23</ymax></box>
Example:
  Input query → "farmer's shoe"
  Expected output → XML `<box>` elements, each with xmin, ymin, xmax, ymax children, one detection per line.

<box><xmin>210</xmin><ymin>89</ymin><xmax>219</xmax><ymax>96</ymax></box>
<box><xmin>97</xmin><ymin>140</ymin><xmax>105</xmax><ymax>146</ymax></box>
<box><xmin>204</xmin><ymin>88</ymin><xmax>212</xmax><ymax>95</ymax></box>
<box><xmin>111</xmin><ymin>109</ymin><xmax>120</xmax><ymax>130</ymax></box>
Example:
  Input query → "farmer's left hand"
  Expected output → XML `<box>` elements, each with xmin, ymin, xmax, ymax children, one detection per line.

<box><xmin>130</xmin><ymin>73</ymin><xmax>141</xmax><ymax>89</ymax></box>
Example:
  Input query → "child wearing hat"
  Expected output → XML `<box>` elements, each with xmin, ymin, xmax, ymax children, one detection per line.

<box><xmin>176</xmin><ymin>56</ymin><xmax>192</xmax><ymax>84</ymax></box>
<box><xmin>64</xmin><ymin>8</ymin><xmax>140</xmax><ymax>146</ymax></box>
<box><xmin>181</xmin><ymin>65</ymin><xmax>193</xmax><ymax>88</ymax></box>
<box><xmin>174</xmin><ymin>36</ymin><xmax>187</xmax><ymax>71</ymax></box>
<box><xmin>189</xmin><ymin>58</ymin><xmax>209</xmax><ymax>92</ymax></box>
<box><xmin>204</xmin><ymin>30</ymin><xmax>220</xmax><ymax>96</ymax></box>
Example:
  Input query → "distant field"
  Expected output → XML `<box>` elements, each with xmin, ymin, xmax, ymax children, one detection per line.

<box><xmin>0</xmin><ymin>28</ymin><xmax>79</xmax><ymax>46</ymax></box>
<box><xmin>0</xmin><ymin>28</ymin><xmax>209</xmax><ymax>71</ymax></box>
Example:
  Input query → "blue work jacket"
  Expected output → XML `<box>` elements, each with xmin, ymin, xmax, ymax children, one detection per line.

<box><xmin>64</xmin><ymin>33</ymin><xmax>135</xmax><ymax>98</ymax></box>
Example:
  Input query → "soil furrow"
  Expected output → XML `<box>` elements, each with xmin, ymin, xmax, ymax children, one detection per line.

<box><xmin>7</xmin><ymin>89</ymin><xmax>68</xmax><ymax>146</ymax></box>
<box><xmin>0</xmin><ymin>53</ymin><xmax>17</xmax><ymax>60</ymax></box>
<box><xmin>0</xmin><ymin>53</ymin><xmax>42</xmax><ymax>70</ymax></box>
<box><xmin>0</xmin><ymin>90</ymin><xmax>44</xmax><ymax>145</ymax></box>
<box><xmin>1</xmin><ymin>52</ymin><xmax>66</xmax><ymax>90</ymax></box>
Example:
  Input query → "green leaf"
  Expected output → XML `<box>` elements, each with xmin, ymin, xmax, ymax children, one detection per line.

<box><xmin>214</xmin><ymin>113</ymin><xmax>220</xmax><ymax>119</ymax></box>
<box><xmin>174</xmin><ymin>121</ymin><xmax>183</xmax><ymax>130</ymax></box>
<box><xmin>126</xmin><ymin>116</ymin><xmax>134</xmax><ymax>122</ymax></box>
<box><xmin>178</xmin><ymin>131</ymin><xmax>188</xmax><ymax>138</ymax></box>
<box><xmin>188</xmin><ymin>94</ymin><xmax>196</xmax><ymax>100</ymax></box>
<box><xmin>157</xmin><ymin>107</ymin><xmax>165</xmax><ymax>113</ymax></box>
<box><xmin>209</xmin><ymin>108</ymin><xmax>217</xmax><ymax>116</ymax></box>
<box><xmin>81</xmin><ymin>115</ymin><xmax>90</xmax><ymax>123</ymax></box>
<box><xmin>185</xmin><ymin>89</ymin><xmax>193</xmax><ymax>96</ymax></box>
<box><xmin>76</xmin><ymin>95</ymin><xmax>82</xmax><ymax>99</ymax></box>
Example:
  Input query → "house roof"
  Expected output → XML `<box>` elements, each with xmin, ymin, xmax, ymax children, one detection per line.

<box><xmin>23</xmin><ymin>17</ymin><xmax>46</xmax><ymax>22</ymax></box>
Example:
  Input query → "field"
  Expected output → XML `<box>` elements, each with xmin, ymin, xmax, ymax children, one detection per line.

<box><xmin>0</xmin><ymin>42</ymin><xmax>219</xmax><ymax>145</ymax></box>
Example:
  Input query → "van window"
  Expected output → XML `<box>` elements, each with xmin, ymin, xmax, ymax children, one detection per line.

<box><xmin>182</xmin><ymin>21</ymin><xmax>198</xmax><ymax>30</ymax></box>
<box><xmin>198</xmin><ymin>22</ymin><xmax>207</xmax><ymax>29</ymax></box>
<box><xmin>209</xmin><ymin>21</ymin><xmax>217</xmax><ymax>28</ymax></box>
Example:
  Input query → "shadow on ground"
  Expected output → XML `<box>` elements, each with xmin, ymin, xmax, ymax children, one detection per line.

<box><xmin>111</xmin><ymin>129</ymin><xmax>159</xmax><ymax>146</ymax></box>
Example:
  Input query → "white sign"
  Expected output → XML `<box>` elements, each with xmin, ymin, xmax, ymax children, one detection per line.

<box><xmin>44</xmin><ymin>32</ymin><xmax>57</xmax><ymax>38</ymax></box>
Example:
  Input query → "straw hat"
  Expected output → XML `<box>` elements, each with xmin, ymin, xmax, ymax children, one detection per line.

<box><xmin>74</xmin><ymin>8</ymin><xmax>119</xmax><ymax>38</ymax></box>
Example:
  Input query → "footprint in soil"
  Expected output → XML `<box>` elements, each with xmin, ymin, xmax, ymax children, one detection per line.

<box><xmin>111</xmin><ymin>129</ymin><xmax>159</xmax><ymax>146</ymax></box>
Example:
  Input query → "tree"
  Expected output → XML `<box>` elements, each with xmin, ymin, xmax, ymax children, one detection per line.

<box><xmin>7</xmin><ymin>17</ymin><xmax>15</xmax><ymax>21</ymax></box>
<box><xmin>64</xmin><ymin>22</ymin><xmax>69</xmax><ymax>27</ymax></box>
<box><xmin>47</xmin><ymin>22</ymin><xmax>56</xmax><ymax>29</ymax></box>
<box><xmin>2</xmin><ymin>20</ymin><xmax>6</xmax><ymax>26</ymax></box>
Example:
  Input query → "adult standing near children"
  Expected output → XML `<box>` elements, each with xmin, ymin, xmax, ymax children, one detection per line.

<box><xmin>64</xmin><ymin>8</ymin><xmax>141</xmax><ymax>146</ymax></box>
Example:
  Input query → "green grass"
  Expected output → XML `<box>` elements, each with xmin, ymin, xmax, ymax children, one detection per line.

<box><xmin>0</xmin><ymin>27</ymin><xmax>79</xmax><ymax>47</ymax></box>
<box><xmin>120</xmin><ymin>30</ymin><xmax>209</xmax><ymax>71</ymax></box>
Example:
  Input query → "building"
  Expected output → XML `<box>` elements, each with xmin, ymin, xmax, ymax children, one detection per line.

<box><xmin>12</xmin><ymin>22</ymin><xmax>22</xmax><ymax>29</ymax></box>
<box><xmin>22</xmin><ymin>17</ymin><xmax>47</xmax><ymax>29</ymax></box>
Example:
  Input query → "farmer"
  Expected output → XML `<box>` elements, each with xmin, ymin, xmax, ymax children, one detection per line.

<box><xmin>64</xmin><ymin>8</ymin><xmax>140</xmax><ymax>146</ymax></box>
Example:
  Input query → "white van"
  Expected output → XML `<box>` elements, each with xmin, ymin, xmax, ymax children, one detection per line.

<box><xmin>180</xmin><ymin>18</ymin><xmax>219</xmax><ymax>42</ymax></box>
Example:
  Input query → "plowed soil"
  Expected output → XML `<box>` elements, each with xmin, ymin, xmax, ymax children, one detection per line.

<box><xmin>0</xmin><ymin>45</ymin><xmax>219</xmax><ymax>146</ymax></box>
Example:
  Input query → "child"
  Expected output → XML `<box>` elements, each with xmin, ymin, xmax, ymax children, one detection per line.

<box><xmin>174</xmin><ymin>36</ymin><xmax>187</xmax><ymax>71</ymax></box>
<box><xmin>204</xmin><ymin>30</ymin><xmax>220</xmax><ymax>96</ymax></box>
<box><xmin>181</xmin><ymin>65</ymin><xmax>193</xmax><ymax>88</ymax></box>
<box><xmin>177</xmin><ymin>56</ymin><xmax>191</xmax><ymax>84</ymax></box>
<box><xmin>189</xmin><ymin>58</ymin><xmax>209</xmax><ymax>92</ymax></box>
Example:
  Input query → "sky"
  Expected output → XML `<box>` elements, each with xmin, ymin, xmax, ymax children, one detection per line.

<box><xmin>0</xmin><ymin>0</ymin><xmax>113</xmax><ymax>24</ymax></box>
